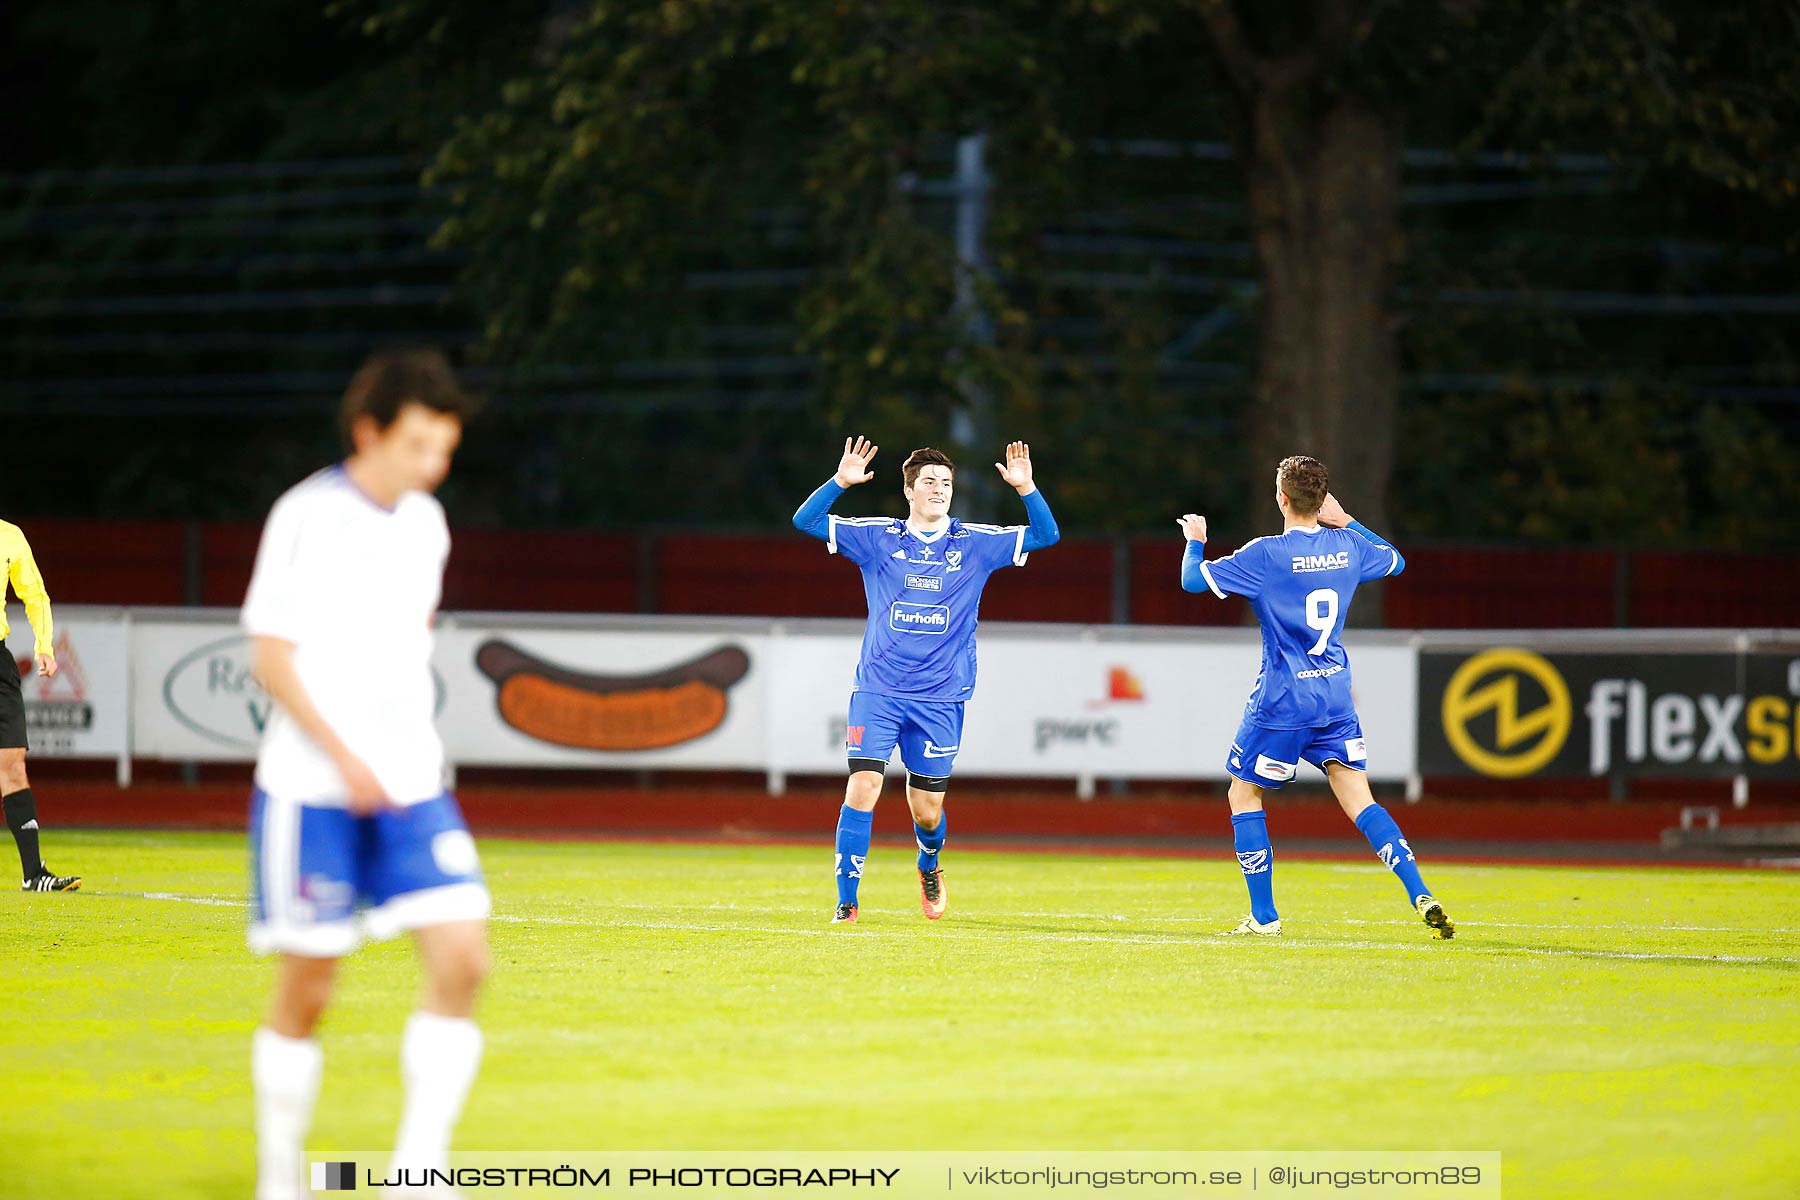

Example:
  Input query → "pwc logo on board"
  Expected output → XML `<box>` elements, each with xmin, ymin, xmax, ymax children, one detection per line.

<box><xmin>1106</xmin><ymin>666</ymin><xmax>1145</xmax><ymax>702</ymax></box>
<box><xmin>1035</xmin><ymin>666</ymin><xmax>1145</xmax><ymax>756</ymax></box>
<box><xmin>1083</xmin><ymin>666</ymin><xmax>1146</xmax><ymax>709</ymax></box>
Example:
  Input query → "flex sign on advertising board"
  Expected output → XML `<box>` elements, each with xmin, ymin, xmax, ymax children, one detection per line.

<box><xmin>1420</xmin><ymin>646</ymin><xmax>1800</xmax><ymax>779</ymax></box>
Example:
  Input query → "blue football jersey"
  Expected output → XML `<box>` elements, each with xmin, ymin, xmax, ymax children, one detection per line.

<box><xmin>1195</xmin><ymin>526</ymin><xmax>1401</xmax><ymax>729</ymax></box>
<box><xmin>828</xmin><ymin>515</ymin><xmax>1030</xmax><ymax>701</ymax></box>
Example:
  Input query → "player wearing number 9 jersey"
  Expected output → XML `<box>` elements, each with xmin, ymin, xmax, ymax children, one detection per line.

<box><xmin>1178</xmin><ymin>455</ymin><xmax>1454</xmax><ymax>940</ymax></box>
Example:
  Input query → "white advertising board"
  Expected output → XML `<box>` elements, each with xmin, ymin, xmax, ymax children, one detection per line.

<box><xmin>432</xmin><ymin>621</ymin><xmax>771</xmax><ymax>768</ymax></box>
<box><xmin>121</xmin><ymin>611</ymin><xmax>1417</xmax><ymax>782</ymax></box>
<box><xmin>131</xmin><ymin>616</ymin><xmax>271</xmax><ymax>760</ymax></box>
<box><xmin>767</xmin><ymin>623</ymin><xmax>1417</xmax><ymax>783</ymax></box>
<box><xmin>4</xmin><ymin>606</ymin><xmax>130</xmax><ymax>759</ymax></box>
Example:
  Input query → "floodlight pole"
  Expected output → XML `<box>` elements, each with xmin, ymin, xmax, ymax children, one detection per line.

<box><xmin>949</xmin><ymin>132</ymin><xmax>997</xmax><ymax>519</ymax></box>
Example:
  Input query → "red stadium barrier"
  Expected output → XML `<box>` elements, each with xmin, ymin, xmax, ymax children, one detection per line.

<box><xmin>9</xmin><ymin>518</ymin><xmax>1800</xmax><ymax>630</ymax></box>
<box><xmin>656</xmin><ymin>534</ymin><xmax>863</xmax><ymax>618</ymax></box>
<box><xmin>974</xmin><ymin>537</ymin><xmax>1113</xmax><ymax>624</ymax></box>
<box><xmin>199</xmin><ymin>523</ymin><xmax>262</xmax><ymax>606</ymax></box>
<box><xmin>443</xmin><ymin>528</ymin><xmax>642</xmax><ymax>614</ymax></box>
<box><xmin>1129</xmin><ymin>537</ymin><xmax>1249</xmax><ymax>625</ymax></box>
<box><xmin>19</xmin><ymin>519</ymin><xmax>190</xmax><ymax>605</ymax></box>
<box><xmin>1385</xmin><ymin>545</ymin><xmax>1618</xmax><ymax>628</ymax></box>
<box><xmin>1629</xmin><ymin>551</ymin><xmax>1800</xmax><ymax>627</ymax></box>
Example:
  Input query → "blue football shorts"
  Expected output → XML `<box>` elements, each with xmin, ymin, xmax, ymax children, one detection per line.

<box><xmin>845</xmin><ymin>691</ymin><xmax>966</xmax><ymax>777</ymax></box>
<box><xmin>1225</xmin><ymin>713</ymin><xmax>1368</xmax><ymax>789</ymax></box>
<box><xmin>247</xmin><ymin>788</ymin><xmax>490</xmax><ymax>957</ymax></box>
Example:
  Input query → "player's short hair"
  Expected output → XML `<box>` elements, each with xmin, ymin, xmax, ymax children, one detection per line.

<box><xmin>340</xmin><ymin>347</ymin><xmax>474</xmax><ymax>446</ymax></box>
<box><xmin>903</xmin><ymin>447</ymin><xmax>955</xmax><ymax>489</ymax></box>
<box><xmin>1277</xmin><ymin>455</ymin><xmax>1329</xmax><ymax>516</ymax></box>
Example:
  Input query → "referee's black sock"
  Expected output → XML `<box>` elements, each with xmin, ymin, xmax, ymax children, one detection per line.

<box><xmin>4</xmin><ymin>789</ymin><xmax>44</xmax><ymax>880</ymax></box>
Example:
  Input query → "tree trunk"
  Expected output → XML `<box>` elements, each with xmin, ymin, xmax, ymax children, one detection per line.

<box><xmin>1244</xmin><ymin>90</ymin><xmax>1402</xmax><ymax>566</ymax></box>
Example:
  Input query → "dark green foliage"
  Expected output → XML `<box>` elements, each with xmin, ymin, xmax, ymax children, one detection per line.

<box><xmin>1</xmin><ymin>0</ymin><xmax>1797</xmax><ymax>549</ymax></box>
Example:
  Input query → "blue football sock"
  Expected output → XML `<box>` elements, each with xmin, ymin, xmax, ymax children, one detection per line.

<box><xmin>1354</xmin><ymin>803</ymin><xmax>1432</xmax><ymax>906</ymax></box>
<box><xmin>835</xmin><ymin>805</ymin><xmax>873</xmax><ymax>907</ymax></box>
<box><xmin>915</xmin><ymin>810</ymin><xmax>946</xmax><ymax>872</ymax></box>
<box><xmin>1230</xmin><ymin>811</ymin><xmax>1278</xmax><ymax>924</ymax></box>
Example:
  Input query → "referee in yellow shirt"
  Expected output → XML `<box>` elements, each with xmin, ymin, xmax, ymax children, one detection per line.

<box><xmin>2</xmin><ymin>521</ymin><xmax>79</xmax><ymax>891</ymax></box>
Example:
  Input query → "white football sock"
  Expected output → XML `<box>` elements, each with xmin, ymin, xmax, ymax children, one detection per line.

<box><xmin>390</xmin><ymin>1011</ymin><xmax>484</xmax><ymax>1179</ymax></box>
<box><xmin>253</xmin><ymin>1027</ymin><xmax>323</xmax><ymax>1200</ymax></box>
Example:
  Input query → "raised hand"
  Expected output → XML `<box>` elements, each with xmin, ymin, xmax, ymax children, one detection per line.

<box><xmin>1316</xmin><ymin>492</ymin><xmax>1352</xmax><ymax>528</ymax></box>
<box><xmin>834</xmin><ymin>436</ymin><xmax>879</xmax><ymax>488</ymax></box>
<box><xmin>1177</xmin><ymin>514</ymin><xmax>1208</xmax><ymax>542</ymax></box>
<box><xmin>993</xmin><ymin>440</ymin><xmax>1035</xmax><ymax>493</ymax></box>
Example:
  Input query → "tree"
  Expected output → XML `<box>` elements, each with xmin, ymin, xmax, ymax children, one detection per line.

<box><xmin>1182</xmin><ymin>0</ymin><xmax>1800</xmax><ymax>536</ymax></box>
<box><xmin>385</xmin><ymin>0</ymin><xmax>1794</xmax><ymax>529</ymax></box>
<box><xmin>4</xmin><ymin>0</ymin><xmax>1796</xmax><ymax>544</ymax></box>
<box><xmin>1186</xmin><ymin>0</ymin><xmax>1409</xmax><ymax>533</ymax></box>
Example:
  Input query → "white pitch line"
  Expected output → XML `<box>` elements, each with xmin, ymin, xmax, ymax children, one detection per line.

<box><xmin>488</xmin><ymin>914</ymin><xmax>1799</xmax><ymax>963</ymax></box>
<box><xmin>108</xmin><ymin>892</ymin><xmax>1799</xmax><ymax>965</ymax></box>
<box><xmin>1004</xmin><ymin>912</ymin><xmax>1800</xmax><ymax>934</ymax></box>
<box><xmin>113</xmin><ymin>892</ymin><xmax>1793</xmax><ymax>937</ymax></box>
<box><xmin>1325</xmin><ymin>861</ymin><xmax>1800</xmax><ymax>881</ymax></box>
<box><xmin>136</xmin><ymin>891</ymin><xmax>248</xmax><ymax>908</ymax></box>
<box><xmin>1334</xmin><ymin>917</ymin><xmax>1799</xmax><ymax>935</ymax></box>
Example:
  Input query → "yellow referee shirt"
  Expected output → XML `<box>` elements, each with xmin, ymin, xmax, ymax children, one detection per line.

<box><xmin>0</xmin><ymin>521</ymin><xmax>54</xmax><ymax>656</ymax></box>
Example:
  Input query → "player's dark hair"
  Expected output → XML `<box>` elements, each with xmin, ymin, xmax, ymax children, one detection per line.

<box><xmin>1277</xmin><ymin>455</ymin><xmax>1329</xmax><ymax>516</ymax></box>
<box><xmin>902</xmin><ymin>447</ymin><xmax>955</xmax><ymax>489</ymax></box>
<box><xmin>340</xmin><ymin>347</ymin><xmax>474</xmax><ymax>446</ymax></box>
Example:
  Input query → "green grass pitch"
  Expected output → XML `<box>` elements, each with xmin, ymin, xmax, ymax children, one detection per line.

<box><xmin>2</xmin><ymin>829</ymin><xmax>1796</xmax><ymax>1199</ymax></box>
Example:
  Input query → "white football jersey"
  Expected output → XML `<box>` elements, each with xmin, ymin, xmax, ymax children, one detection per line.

<box><xmin>241</xmin><ymin>465</ymin><xmax>448</xmax><ymax>806</ymax></box>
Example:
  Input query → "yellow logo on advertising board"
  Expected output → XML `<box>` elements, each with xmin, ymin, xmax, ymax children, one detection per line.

<box><xmin>1441</xmin><ymin>649</ymin><xmax>1572</xmax><ymax>778</ymax></box>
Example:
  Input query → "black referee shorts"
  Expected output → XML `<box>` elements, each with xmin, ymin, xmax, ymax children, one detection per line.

<box><xmin>0</xmin><ymin>642</ymin><xmax>28</xmax><ymax>750</ymax></box>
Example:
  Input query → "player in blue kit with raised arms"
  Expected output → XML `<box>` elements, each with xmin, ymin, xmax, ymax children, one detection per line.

<box><xmin>794</xmin><ymin>436</ymin><xmax>1060</xmax><ymax>924</ymax></box>
<box><xmin>1179</xmin><ymin>454</ymin><xmax>1454</xmax><ymax>938</ymax></box>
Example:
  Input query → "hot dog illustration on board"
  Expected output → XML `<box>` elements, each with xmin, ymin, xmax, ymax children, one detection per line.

<box><xmin>474</xmin><ymin>640</ymin><xmax>751</xmax><ymax>751</ymax></box>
